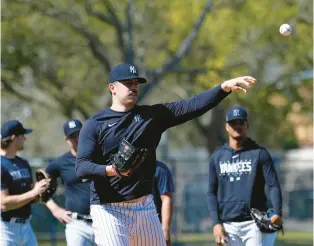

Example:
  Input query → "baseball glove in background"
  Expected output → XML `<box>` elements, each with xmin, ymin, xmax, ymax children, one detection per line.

<box><xmin>251</xmin><ymin>208</ymin><xmax>283</xmax><ymax>233</ymax></box>
<box><xmin>113</xmin><ymin>139</ymin><xmax>148</xmax><ymax>177</ymax></box>
<box><xmin>35</xmin><ymin>169</ymin><xmax>57</xmax><ymax>203</ymax></box>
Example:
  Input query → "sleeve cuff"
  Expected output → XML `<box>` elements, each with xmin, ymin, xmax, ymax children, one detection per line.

<box><xmin>274</xmin><ymin>208</ymin><xmax>282</xmax><ymax>216</ymax></box>
<box><xmin>94</xmin><ymin>165</ymin><xmax>107</xmax><ymax>177</ymax></box>
<box><xmin>211</xmin><ymin>220</ymin><xmax>222</xmax><ymax>228</ymax></box>
<box><xmin>219</xmin><ymin>84</ymin><xmax>232</xmax><ymax>95</ymax></box>
<box><xmin>209</xmin><ymin>212</ymin><xmax>221</xmax><ymax>227</ymax></box>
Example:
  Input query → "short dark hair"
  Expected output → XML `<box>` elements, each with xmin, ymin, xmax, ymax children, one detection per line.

<box><xmin>1</xmin><ymin>137</ymin><xmax>13</xmax><ymax>149</ymax></box>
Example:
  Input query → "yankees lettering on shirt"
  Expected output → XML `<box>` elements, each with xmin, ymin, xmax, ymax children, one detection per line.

<box><xmin>1</xmin><ymin>156</ymin><xmax>38</xmax><ymax>246</ymax></box>
<box><xmin>9</xmin><ymin>168</ymin><xmax>31</xmax><ymax>179</ymax></box>
<box><xmin>207</xmin><ymin>107</ymin><xmax>283</xmax><ymax>246</ymax></box>
<box><xmin>208</xmin><ymin>139</ymin><xmax>282</xmax><ymax>246</ymax></box>
<box><xmin>208</xmin><ymin>139</ymin><xmax>282</xmax><ymax>224</ymax></box>
<box><xmin>219</xmin><ymin>159</ymin><xmax>252</xmax><ymax>182</ymax></box>
<box><xmin>1</xmin><ymin>156</ymin><xmax>33</xmax><ymax>220</ymax></box>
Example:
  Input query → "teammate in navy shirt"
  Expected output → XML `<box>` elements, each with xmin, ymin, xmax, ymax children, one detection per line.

<box><xmin>45</xmin><ymin>119</ymin><xmax>95</xmax><ymax>246</ymax></box>
<box><xmin>76</xmin><ymin>63</ymin><xmax>256</xmax><ymax>245</ymax></box>
<box><xmin>1</xmin><ymin>120</ymin><xmax>49</xmax><ymax>246</ymax></box>
<box><xmin>152</xmin><ymin>161</ymin><xmax>175</xmax><ymax>246</ymax></box>
<box><xmin>207</xmin><ymin>107</ymin><xmax>283</xmax><ymax>246</ymax></box>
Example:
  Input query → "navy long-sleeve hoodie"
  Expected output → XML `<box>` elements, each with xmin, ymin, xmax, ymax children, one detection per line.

<box><xmin>207</xmin><ymin>138</ymin><xmax>282</xmax><ymax>226</ymax></box>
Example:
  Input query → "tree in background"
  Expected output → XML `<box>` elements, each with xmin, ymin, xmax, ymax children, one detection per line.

<box><xmin>2</xmin><ymin>0</ymin><xmax>312</xmax><ymax>156</ymax></box>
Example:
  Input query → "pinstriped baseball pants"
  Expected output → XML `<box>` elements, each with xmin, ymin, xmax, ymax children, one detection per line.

<box><xmin>90</xmin><ymin>195</ymin><xmax>166</xmax><ymax>246</ymax></box>
<box><xmin>223</xmin><ymin>220</ymin><xmax>277</xmax><ymax>246</ymax></box>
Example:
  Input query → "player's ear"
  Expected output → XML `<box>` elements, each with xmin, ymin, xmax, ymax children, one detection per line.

<box><xmin>108</xmin><ymin>82</ymin><xmax>115</xmax><ymax>95</ymax></box>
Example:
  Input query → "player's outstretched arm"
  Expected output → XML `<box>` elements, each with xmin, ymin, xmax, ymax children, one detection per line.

<box><xmin>154</xmin><ymin>76</ymin><xmax>256</xmax><ymax>129</ymax></box>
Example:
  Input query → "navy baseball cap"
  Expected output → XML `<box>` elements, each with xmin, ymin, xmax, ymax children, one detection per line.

<box><xmin>63</xmin><ymin>119</ymin><xmax>83</xmax><ymax>137</ymax></box>
<box><xmin>1</xmin><ymin>120</ymin><xmax>33</xmax><ymax>139</ymax></box>
<box><xmin>109</xmin><ymin>64</ymin><xmax>147</xmax><ymax>83</ymax></box>
<box><xmin>226</xmin><ymin>106</ymin><xmax>248</xmax><ymax>122</ymax></box>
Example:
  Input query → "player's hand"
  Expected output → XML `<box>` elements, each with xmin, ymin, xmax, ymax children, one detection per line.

<box><xmin>213</xmin><ymin>224</ymin><xmax>228</xmax><ymax>245</ymax></box>
<box><xmin>118</xmin><ymin>168</ymin><xmax>132</xmax><ymax>177</ymax></box>
<box><xmin>221</xmin><ymin>76</ymin><xmax>256</xmax><ymax>93</ymax></box>
<box><xmin>106</xmin><ymin>165</ymin><xmax>116</xmax><ymax>177</ymax></box>
<box><xmin>106</xmin><ymin>165</ymin><xmax>132</xmax><ymax>177</ymax></box>
<box><xmin>162</xmin><ymin>227</ymin><xmax>171</xmax><ymax>246</ymax></box>
<box><xmin>32</xmin><ymin>179</ymin><xmax>50</xmax><ymax>197</ymax></box>
<box><xmin>271</xmin><ymin>214</ymin><xmax>283</xmax><ymax>225</ymax></box>
<box><xmin>52</xmin><ymin>207</ymin><xmax>72</xmax><ymax>224</ymax></box>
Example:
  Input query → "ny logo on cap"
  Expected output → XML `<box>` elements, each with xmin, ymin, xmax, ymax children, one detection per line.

<box><xmin>68</xmin><ymin>121</ymin><xmax>77</xmax><ymax>128</ymax></box>
<box><xmin>233</xmin><ymin>109</ymin><xmax>240</xmax><ymax>117</ymax></box>
<box><xmin>129</xmin><ymin>65</ymin><xmax>136</xmax><ymax>74</ymax></box>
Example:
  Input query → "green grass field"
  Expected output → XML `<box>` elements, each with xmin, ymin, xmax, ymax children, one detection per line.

<box><xmin>38</xmin><ymin>231</ymin><xmax>313</xmax><ymax>246</ymax></box>
<box><xmin>171</xmin><ymin>231</ymin><xmax>313</xmax><ymax>246</ymax></box>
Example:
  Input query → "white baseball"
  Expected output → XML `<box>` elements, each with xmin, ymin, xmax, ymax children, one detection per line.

<box><xmin>279</xmin><ymin>24</ymin><xmax>292</xmax><ymax>36</ymax></box>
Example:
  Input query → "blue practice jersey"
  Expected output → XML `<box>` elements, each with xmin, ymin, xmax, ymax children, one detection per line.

<box><xmin>76</xmin><ymin>85</ymin><xmax>230</xmax><ymax>204</ymax></box>
<box><xmin>152</xmin><ymin>161</ymin><xmax>175</xmax><ymax>221</ymax></box>
<box><xmin>46</xmin><ymin>152</ymin><xmax>90</xmax><ymax>215</ymax></box>
<box><xmin>1</xmin><ymin>155</ymin><xmax>33</xmax><ymax>219</ymax></box>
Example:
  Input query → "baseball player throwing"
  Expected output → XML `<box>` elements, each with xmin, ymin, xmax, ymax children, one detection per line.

<box><xmin>0</xmin><ymin>120</ymin><xmax>49</xmax><ymax>246</ymax></box>
<box><xmin>76</xmin><ymin>63</ymin><xmax>256</xmax><ymax>246</ymax></box>
<box><xmin>207</xmin><ymin>106</ymin><xmax>283</xmax><ymax>246</ymax></box>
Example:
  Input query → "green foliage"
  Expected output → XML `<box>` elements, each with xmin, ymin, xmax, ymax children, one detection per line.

<box><xmin>172</xmin><ymin>0</ymin><xmax>313</xmax><ymax>150</ymax></box>
<box><xmin>2</xmin><ymin>0</ymin><xmax>312</xmax><ymax>154</ymax></box>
